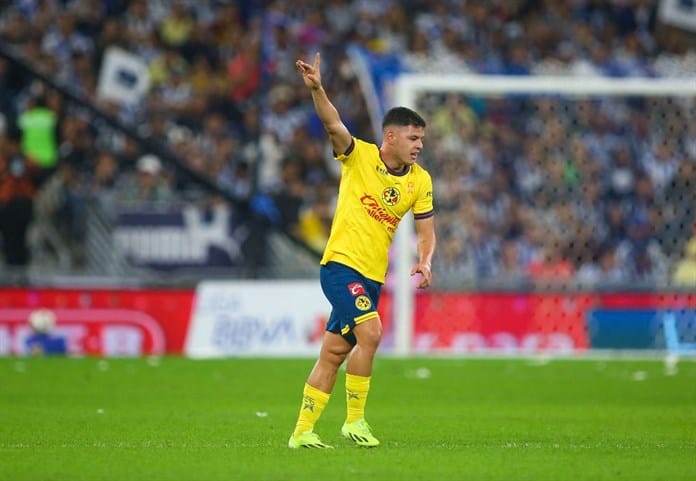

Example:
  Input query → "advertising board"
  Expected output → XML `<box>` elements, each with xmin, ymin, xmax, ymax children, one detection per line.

<box><xmin>0</xmin><ymin>288</ymin><xmax>194</xmax><ymax>355</ymax></box>
<box><xmin>184</xmin><ymin>280</ymin><xmax>330</xmax><ymax>357</ymax></box>
<box><xmin>2</xmin><ymin>287</ymin><xmax>694</xmax><ymax>356</ymax></box>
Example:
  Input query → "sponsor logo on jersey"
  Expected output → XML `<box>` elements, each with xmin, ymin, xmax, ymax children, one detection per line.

<box><xmin>355</xmin><ymin>295</ymin><xmax>372</xmax><ymax>311</ymax></box>
<box><xmin>347</xmin><ymin>282</ymin><xmax>366</xmax><ymax>296</ymax></box>
<box><xmin>360</xmin><ymin>194</ymin><xmax>399</xmax><ymax>229</ymax></box>
<box><xmin>381</xmin><ymin>186</ymin><xmax>400</xmax><ymax>206</ymax></box>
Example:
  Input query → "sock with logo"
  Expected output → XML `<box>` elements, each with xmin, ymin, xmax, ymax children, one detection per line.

<box><xmin>345</xmin><ymin>373</ymin><xmax>371</xmax><ymax>423</ymax></box>
<box><xmin>293</xmin><ymin>383</ymin><xmax>330</xmax><ymax>436</ymax></box>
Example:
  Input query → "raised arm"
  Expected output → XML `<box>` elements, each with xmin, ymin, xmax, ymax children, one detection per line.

<box><xmin>411</xmin><ymin>216</ymin><xmax>436</xmax><ymax>289</ymax></box>
<box><xmin>296</xmin><ymin>52</ymin><xmax>352</xmax><ymax>155</ymax></box>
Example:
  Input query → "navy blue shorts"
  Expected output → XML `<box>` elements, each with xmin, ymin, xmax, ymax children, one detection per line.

<box><xmin>320</xmin><ymin>262</ymin><xmax>382</xmax><ymax>346</ymax></box>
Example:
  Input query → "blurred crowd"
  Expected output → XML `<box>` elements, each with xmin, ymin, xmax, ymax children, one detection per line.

<box><xmin>0</xmin><ymin>0</ymin><xmax>694</xmax><ymax>287</ymax></box>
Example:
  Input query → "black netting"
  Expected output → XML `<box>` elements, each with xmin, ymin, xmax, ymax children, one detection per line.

<box><xmin>419</xmin><ymin>92</ymin><xmax>696</xmax><ymax>290</ymax></box>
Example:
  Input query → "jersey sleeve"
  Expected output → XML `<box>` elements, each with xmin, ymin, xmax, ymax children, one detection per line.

<box><xmin>413</xmin><ymin>170</ymin><xmax>434</xmax><ymax>220</ymax></box>
<box><xmin>334</xmin><ymin>137</ymin><xmax>357</xmax><ymax>164</ymax></box>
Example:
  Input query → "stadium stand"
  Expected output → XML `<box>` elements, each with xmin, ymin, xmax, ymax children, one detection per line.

<box><xmin>0</xmin><ymin>0</ymin><xmax>694</xmax><ymax>288</ymax></box>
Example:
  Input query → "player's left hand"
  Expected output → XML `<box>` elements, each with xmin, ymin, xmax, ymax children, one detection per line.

<box><xmin>411</xmin><ymin>263</ymin><xmax>432</xmax><ymax>289</ymax></box>
<box><xmin>296</xmin><ymin>52</ymin><xmax>322</xmax><ymax>90</ymax></box>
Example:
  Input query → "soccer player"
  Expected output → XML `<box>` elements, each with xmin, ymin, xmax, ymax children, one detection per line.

<box><xmin>288</xmin><ymin>53</ymin><xmax>436</xmax><ymax>449</ymax></box>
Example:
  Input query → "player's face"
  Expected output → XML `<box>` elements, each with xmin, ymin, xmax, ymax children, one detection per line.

<box><xmin>395</xmin><ymin>125</ymin><xmax>425</xmax><ymax>167</ymax></box>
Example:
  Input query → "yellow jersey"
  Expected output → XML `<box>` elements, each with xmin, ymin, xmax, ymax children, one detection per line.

<box><xmin>320</xmin><ymin>137</ymin><xmax>434</xmax><ymax>283</ymax></box>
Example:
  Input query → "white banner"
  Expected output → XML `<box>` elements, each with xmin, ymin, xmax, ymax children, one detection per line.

<box><xmin>97</xmin><ymin>47</ymin><xmax>150</xmax><ymax>106</ymax></box>
<box><xmin>659</xmin><ymin>0</ymin><xmax>696</xmax><ymax>31</ymax></box>
<box><xmin>185</xmin><ymin>280</ymin><xmax>330</xmax><ymax>357</ymax></box>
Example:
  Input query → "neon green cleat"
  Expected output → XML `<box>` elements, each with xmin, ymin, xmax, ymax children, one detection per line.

<box><xmin>341</xmin><ymin>419</ymin><xmax>380</xmax><ymax>447</ymax></box>
<box><xmin>288</xmin><ymin>431</ymin><xmax>333</xmax><ymax>449</ymax></box>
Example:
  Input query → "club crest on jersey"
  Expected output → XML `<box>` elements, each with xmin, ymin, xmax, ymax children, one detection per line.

<box><xmin>355</xmin><ymin>295</ymin><xmax>372</xmax><ymax>311</ymax></box>
<box><xmin>347</xmin><ymin>282</ymin><xmax>366</xmax><ymax>296</ymax></box>
<box><xmin>382</xmin><ymin>186</ymin><xmax>400</xmax><ymax>206</ymax></box>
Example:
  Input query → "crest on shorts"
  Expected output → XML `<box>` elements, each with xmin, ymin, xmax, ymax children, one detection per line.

<box><xmin>355</xmin><ymin>295</ymin><xmax>372</xmax><ymax>311</ymax></box>
<box><xmin>382</xmin><ymin>186</ymin><xmax>400</xmax><ymax>206</ymax></box>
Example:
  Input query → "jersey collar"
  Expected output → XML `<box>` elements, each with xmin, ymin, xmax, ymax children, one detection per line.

<box><xmin>379</xmin><ymin>153</ymin><xmax>410</xmax><ymax>176</ymax></box>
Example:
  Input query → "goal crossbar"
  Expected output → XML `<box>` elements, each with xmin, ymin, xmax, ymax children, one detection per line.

<box><xmin>395</xmin><ymin>74</ymin><xmax>696</xmax><ymax>100</ymax></box>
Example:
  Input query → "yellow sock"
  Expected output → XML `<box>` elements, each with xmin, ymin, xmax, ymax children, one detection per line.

<box><xmin>345</xmin><ymin>373</ymin><xmax>371</xmax><ymax>423</ymax></box>
<box><xmin>293</xmin><ymin>383</ymin><xmax>330</xmax><ymax>436</ymax></box>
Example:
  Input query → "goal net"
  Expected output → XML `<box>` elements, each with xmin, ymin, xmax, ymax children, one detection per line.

<box><xmin>390</xmin><ymin>74</ymin><xmax>696</xmax><ymax>354</ymax></box>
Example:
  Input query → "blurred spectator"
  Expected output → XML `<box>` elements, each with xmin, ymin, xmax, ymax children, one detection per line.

<box><xmin>496</xmin><ymin>237</ymin><xmax>528</xmax><ymax>285</ymax></box>
<box><xmin>662</xmin><ymin>158</ymin><xmax>696</xmax><ymax>257</ymax></box>
<box><xmin>503</xmin><ymin>42</ymin><xmax>532</xmax><ymax>75</ymax></box>
<box><xmin>616</xmin><ymin>213</ymin><xmax>669</xmax><ymax>285</ymax></box>
<box><xmin>297</xmin><ymin>189</ymin><xmax>334</xmax><ymax>253</ymax></box>
<box><xmin>87</xmin><ymin>149</ymin><xmax>120</xmax><ymax>221</ymax></box>
<box><xmin>189</xmin><ymin>55</ymin><xmax>229</xmax><ymax>107</ymax></box>
<box><xmin>148</xmin><ymin>46</ymin><xmax>189</xmax><ymax>91</ymax></box>
<box><xmin>527</xmin><ymin>235</ymin><xmax>575</xmax><ymax>285</ymax></box>
<box><xmin>263</xmin><ymin>85</ymin><xmax>306</xmax><ymax>144</ymax></box>
<box><xmin>515</xmin><ymin>210</ymin><xmax>544</xmax><ymax>269</ymax></box>
<box><xmin>288</xmin><ymin>128</ymin><xmax>333</xmax><ymax>187</ymax></box>
<box><xmin>225</xmin><ymin>35</ymin><xmax>261</xmax><ymax>112</ymax></box>
<box><xmin>24</xmin><ymin>308</ymin><xmax>67</xmax><ymax>356</ymax></box>
<box><xmin>472</xmin><ymin>179</ymin><xmax>512</xmax><ymax>237</ymax></box>
<box><xmin>148</xmin><ymin>58</ymin><xmax>206</xmax><ymax>129</ymax></box>
<box><xmin>606</xmin><ymin>142</ymin><xmax>637</xmax><ymax>201</ymax></box>
<box><xmin>40</xmin><ymin>10</ymin><xmax>93</xmax><ymax>75</ymax></box>
<box><xmin>122</xmin><ymin>0</ymin><xmax>155</xmax><ymax>47</ymax></box>
<box><xmin>0</xmin><ymin>128</ymin><xmax>39</xmax><ymax>266</ymax></box>
<box><xmin>672</xmin><ymin>234</ymin><xmax>696</xmax><ymax>286</ymax></box>
<box><xmin>625</xmin><ymin>244</ymin><xmax>669</xmax><ymax>285</ymax></box>
<box><xmin>639</xmin><ymin>138</ymin><xmax>681</xmax><ymax>194</ymax></box>
<box><xmin>576</xmin><ymin>241</ymin><xmax>628</xmax><ymax>287</ymax></box>
<box><xmin>463</xmin><ymin>214</ymin><xmax>500</xmax><ymax>279</ymax></box>
<box><xmin>158</xmin><ymin>1</ymin><xmax>195</xmax><ymax>50</ymax></box>
<box><xmin>653</xmin><ymin>29</ymin><xmax>696</xmax><ymax>78</ymax></box>
<box><xmin>17</xmin><ymin>88</ymin><xmax>58</xmax><ymax>176</ymax></box>
<box><xmin>271</xmin><ymin>159</ymin><xmax>305</xmax><ymax>235</ymax></box>
<box><xmin>118</xmin><ymin>154</ymin><xmax>173</xmax><ymax>209</ymax></box>
<box><xmin>0</xmin><ymin>58</ymin><xmax>17</xmax><ymax>133</ymax></box>
<box><xmin>217</xmin><ymin>159</ymin><xmax>253</xmax><ymax>203</ymax></box>
<box><xmin>433</xmin><ymin>232</ymin><xmax>474</xmax><ymax>284</ymax></box>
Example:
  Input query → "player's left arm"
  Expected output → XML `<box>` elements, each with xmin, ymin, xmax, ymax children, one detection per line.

<box><xmin>411</xmin><ymin>216</ymin><xmax>436</xmax><ymax>289</ymax></box>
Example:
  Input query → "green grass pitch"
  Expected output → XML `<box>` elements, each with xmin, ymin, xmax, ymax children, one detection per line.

<box><xmin>1</xmin><ymin>356</ymin><xmax>695</xmax><ymax>481</ymax></box>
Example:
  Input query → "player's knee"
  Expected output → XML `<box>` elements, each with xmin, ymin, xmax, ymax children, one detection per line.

<box><xmin>356</xmin><ymin>320</ymin><xmax>382</xmax><ymax>350</ymax></box>
<box><xmin>330</xmin><ymin>350</ymin><xmax>349</xmax><ymax>365</ymax></box>
<box><xmin>322</xmin><ymin>344</ymin><xmax>350</xmax><ymax>366</ymax></box>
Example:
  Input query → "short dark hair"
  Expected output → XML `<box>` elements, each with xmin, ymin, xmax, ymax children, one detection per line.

<box><xmin>382</xmin><ymin>106</ymin><xmax>426</xmax><ymax>130</ymax></box>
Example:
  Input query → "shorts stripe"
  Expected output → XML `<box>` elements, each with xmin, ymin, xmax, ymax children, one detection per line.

<box><xmin>354</xmin><ymin>311</ymin><xmax>379</xmax><ymax>325</ymax></box>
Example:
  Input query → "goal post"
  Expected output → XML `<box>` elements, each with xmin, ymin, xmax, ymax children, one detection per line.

<box><xmin>391</xmin><ymin>73</ymin><xmax>696</xmax><ymax>355</ymax></box>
